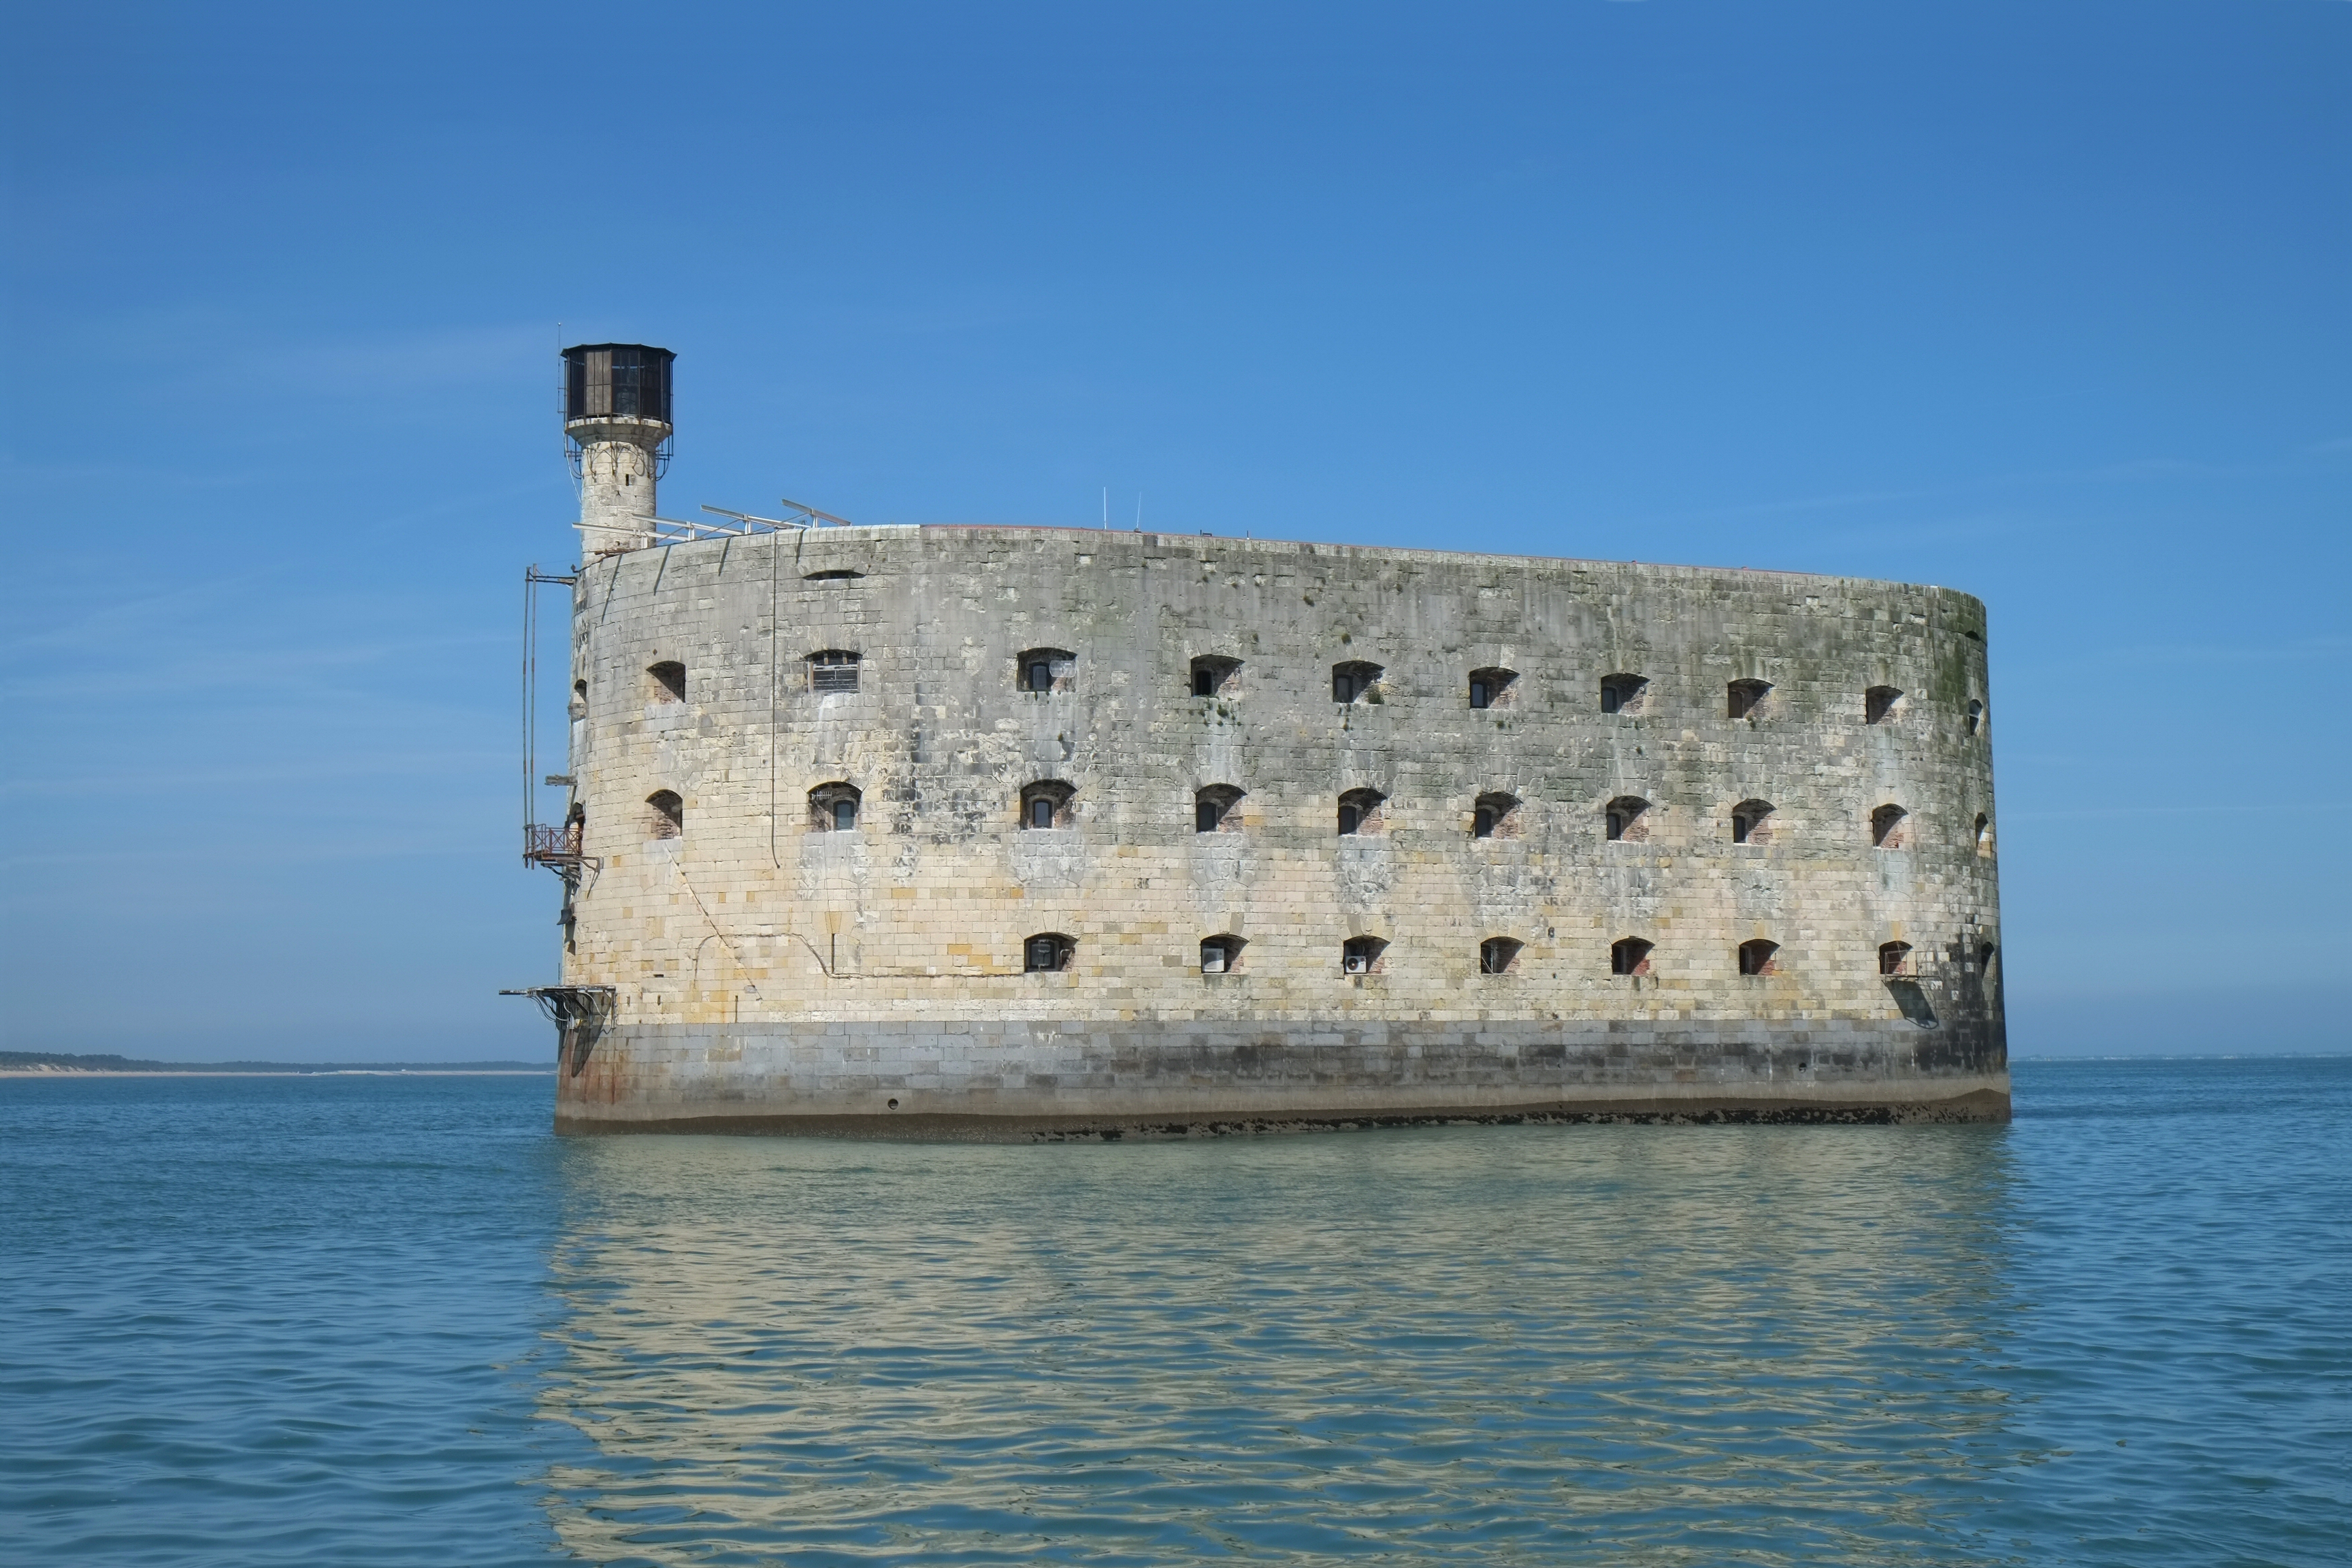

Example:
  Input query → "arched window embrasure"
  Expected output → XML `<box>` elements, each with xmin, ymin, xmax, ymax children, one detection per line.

<box><xmin>1879</xmin><ymin>941</ymin><xmax>1913</xmax><ymax>977</ymax></box>
<box><xmin>647</xmin><ymin>789</ymin><xmax>682</xmax><ymax>839</ymax></box>
<box><xmin>1610</xmin><ymin>937</ymin><xmax>1653</xmax><ymax>977</ymax></box>
<box><xmin>1337</xmin><ymin>787</ymin><xmax>1386</xmax><ymax>836</ymax></box>
<box><xmin>808</xmin><ymin>781</ymin><xmax>861</xmax><ymax>832</ymax></box>
<box><xmin>1605</xmin><ymin>796</ymin><xmax>1651</xmax><ymax>843</ymax></box>
<box><xmin>1479</xmin><ymin>937</ymin><xmax>1522</xmax><ymax>975</ymax></box>
<box><xmin>1600</xmin><ymin>674</ymin><xmax>1648</xmax><ymax>715</ymax></box>
<box><xmin>806</xmin><ymin>649</ymin><xmax>860</xmax><ymax>694</ymax></box>
<box><xmin>1190</xmin><ymin>655</ymin><xmax>1240</xmax><ymax>698</ymax></box>
<box><xmin>1332</xmin><ymin>660</ymin><xmax>1384</xmax><ymax>704</ymax></box>
<box><xmin>1727</xmin><ymin>679</ymin><xmax>1772</xmax><ymax>719</ymax></box>
<box><xmin>1018</xmin><ymin>648</ymin><xmax>1073</xmax><ymax>693</ymax></box>
<box><xmin>1731</xmin><ymin>799</ymin><xmax>1774</xmax><ymax>845</ymax></box>
<box><xmin>1019</xmin><ymin>780</ymin><xmax>1075</xmax><ymax>830</ymax></box>
<box><xmin>1341</xmin><ymin>936</ymin><xmax>1388</xmax><ymax>975</ymax></box>
<box><xmin>1468</xmin><ymin>668</ymin><xmax>1516</xmax><ymax>710</ymax></box>
<box><xmin>1195</xmin><ymin>785</ymin><xmax>1243</xmax><ymax>833</ymax></box>
<box><xmin>1473</xmin><ymin>791</ymin><xmax>1520</xmax><ymax>839</ymax></box>
<box><xmin>1871</xmin><ymin>804</ymin><xmax>1909</xmax><ymax>849</ymax></box>
<box><xmin>1737</xmin><ymin>939</ymin><xmax>1779</xmax><ymax>976</ymax></box>
<box><xmin>1024</xmin><ymin>932</ymin><xmax>1075</xmax><ymax>973</ymax></box>
<box><xmin>1199</xmin><ymin>934</ymin><xmax>1245</xmax><ymax>974</ymax></box>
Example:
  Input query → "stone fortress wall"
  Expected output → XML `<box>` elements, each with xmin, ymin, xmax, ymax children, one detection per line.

<box><xmin>552</xmin><ymin>523</ymin><xmax>2004</xmax><ymax>1132</ymax></box>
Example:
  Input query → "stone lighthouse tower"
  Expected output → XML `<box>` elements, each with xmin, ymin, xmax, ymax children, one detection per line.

<box><xmin>561</xmin><ymin>343</ymin><xmax>674</xmax><ymax>558</ymax></box>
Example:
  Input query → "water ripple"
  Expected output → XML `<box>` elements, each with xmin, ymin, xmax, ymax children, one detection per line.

<box><xmin>3</xmin><ymin>1060</ymin><xmax>2346</xmax><ymax>1565</ymax></box>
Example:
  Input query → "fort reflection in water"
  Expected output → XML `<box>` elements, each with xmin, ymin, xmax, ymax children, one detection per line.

<box><xmin>539</xmin><ymin>1127</ymin><xmax>2026</xmax><ymax>1564</ymax></box>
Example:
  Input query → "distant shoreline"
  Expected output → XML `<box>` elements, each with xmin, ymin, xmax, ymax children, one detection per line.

<box><xmin>0</xmin><ymin>1068</ymin><xmax>553</xmax><ymax>1077</ymax></box>
<box><xmin>1</xmin><ymin>1052</ymin><xmax>551</xmax><ymax>1077</ymax></box>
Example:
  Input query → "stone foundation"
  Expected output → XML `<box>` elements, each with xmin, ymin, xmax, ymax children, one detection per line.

<box><xmin>553</xmin><ymin>1019</ymin><xmax>2009</xmax><ymax>1137</ymax></box>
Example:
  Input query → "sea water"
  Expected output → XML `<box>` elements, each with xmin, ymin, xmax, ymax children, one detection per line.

<box><xmin>1</xmin><ymin>1060</ymin><xmax>2343</xmax><ymax>1566</ymax></box>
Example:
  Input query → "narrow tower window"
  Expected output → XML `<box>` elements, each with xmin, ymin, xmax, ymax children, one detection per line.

<box><xmin>1610</xmin><ymin>937</ymin><xmax>1654</xmax><ymax>977</ymax></box>
<box><xmin>1731</xmin><ymin>799</ymin><xmax>1774</xmax><ymax>845</ymax></box>
<box><xmin>1967</xmin><ymin>699</ymin><xmax>1984</xmax><ymax>736</ymax></box>
<box><xmin>1190</xmin><ymin>655</ymin><xmax>1239</xmax><ymax>698</ymax></box>
<box><xmin>1880</xmin><ymin>941</ymin><xmax>1913</xmax><ymax>977</ymax></box>
<box><xmin>1019</xmin><ymin>781</ymin><xmax>1075</xmax><ymax>830</ymax></box>
<box><xmin>1605</xmin><ymin>796</ymin><xmax>1652</xmax><ymax>843</ymax></box>
<box><xmin>1976</xmin><ymin>813</ymin><xmax>1994</xmax><ymax>854</ymax></box>
<box><xmin>1737</xmin><ymin>939</ymin><xmax>1779</xmax><ymax>976</ymax></box>
<box><xmin>1865</xmin><ymin>686</ymin><xmax>1904</xmax><ymax>725</ymax></box>
<box><xmin>647</xmin><ymin>661</ymin><xmax>685</xmax><ymax>704</ymax></box>
<box><xmin>1332</xmin><ymin>660</ymin><xmax>1384</xmax><ymax>704</ymax></box>
<box><xmin>1024</xmin><ymin>933</ymin><xmax>1075</xmax><ymax>973</ymax></box>
<box><xmin>803</xmin><ymin>568</ymin><xmax>864</xmax><ymax>582</ymax></box>
<box><xmin>806</xmin><ymin>650</ymin><xmax>861</xmax><ymax>694</ymax></box>
<box><xmin>1727</xmin><ymin>679</ymin><xmax>1772</xmax><ymax>719</ymax></box>
<box><xmin>808</xmin><ymin>782</ymin><xmax>862</xmax><ymax>832</ymax></box>
<box><xmin>1200</xmin><ymin>934</ymin><xmax>1245</xmax><ymax>974</ymax></box>
<box><xmin>1337</xmin><ymin>787</ymin><xmax>1386</xmax><ymax>836</ymax></box>
<box><xmin>1195</xmin><ymin>785</ymin><xmax>1243</xmax><ymax>833</ymax></box>
<box><xmin>1480</xmin><ymin>938</ymin><xmax>1522</xmax><ymax>975</ymax></box>
<box><xmin>647</xmin><ymin>789</ymin><xmax>682</xmax><ymax>839</ymax></box>
<box><xmin>1017</xmin><ymin>649</ymin><xmax>1073</xmax><ymax>693</ymax></box>
<box><xmin>1341</xmin><ymin>936</ymin><xmax>1387</xmax><ymax>975</ymax></box>
<box><xmin>1600</xmin><ymin>674</ymin><xmax>1648</xmax><ymax>715</ymax></box>
<box><xmin>1872</xmin><ymin>804</ymin><xmax>1909</xmax><ymax>849</ymax></box>
<box><xmin>1467</xmin><ymin>667</ymin><xmax>1517</xmax><ymax>710</ymax></box>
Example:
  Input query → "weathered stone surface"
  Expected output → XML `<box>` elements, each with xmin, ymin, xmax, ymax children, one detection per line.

<box><xmin>550</xmin><ymin>525</ymin><xmax>2005</xmax><ymax>1131</ymax></box>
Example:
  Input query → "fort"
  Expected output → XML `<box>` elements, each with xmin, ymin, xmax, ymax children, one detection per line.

<box><xmin>518</xmin><ymin>345</ymin><xmax>2006</xmax><ymax>1134</ymax></box>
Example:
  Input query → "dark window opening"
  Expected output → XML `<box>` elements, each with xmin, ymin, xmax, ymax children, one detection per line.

<box><xmin>807</xmin><ymin>650</ymin><xmax>861</xmax><ymax>694</ymax></box>
<box><xmin>1190</xmin><ymin>655</ymin><xmax>1239</xmax><ymax>698</ymax></box>
<box><xmin>1025</xmin><ymin>933</ymin><xmax>1075</xmax><ymax>973</ymax></box>
<box><xmin>1605</xmin><ymin>796</ymin><xmax>1651</xmax><ymax>843</ymax></box>
<box><xmin>1473</xmin><ymin>791</ymin><xmax>1519</xmax><ymax>840</ymax></box>
<box><xmin>1337</xmin><ymin>787</ymin><xmax>1385</xmax><ymax>836</ymax></box>
<box><xmin>1738</xmin><ymin>938</ymin><xmax>1779</xmax><ymax>977</ymax></box>
<box><xmin>1872</xmin><ymin>804</ymin><xmax>1908</xmax><ymax>849</ymax></box>
<box><xmin>648</xmin><ymin>661</ymin><xmax>685</xmax><ymax>704</ymax></box>
<box><xmin>1976</xmin><ymin>941</ymin><xmax>1997</xmax><ymax>973</ymax></box>
<box><xmin>808</xmin><ymin>781</ymin><xmax>862</xmax><ymax>832</ymax></box>
<box><xmin>1610</xmin><ymin>937</ymin><xmax>1654</xmax><ymax>977</ymax></box>
<box><xmin>1480</xmin><ymin>937</ymin><xmax>1522</xmax><ymax>975</ymax></box>
<box><xmin>1727</xmin><ymin>679</ymin><xmax>1772</xmax><ymax>719</ymax></box>
<box><xmin>1468</xmin><ymin>667</ymin><xmax>1517</xmax><ymax>710</ymax></box>
<box><xmin>647</xmin><ymin>789</ymin><xmax>682</xmax><ymax>839</ymax></box>
<box><xmin>1600</xmin><ymin>674</ymin><xmax>1648</xmax><ymax>715</ymax></box>
<box><xmin>803</xmin><ymin>569</ymin><xmax>864</xmax><ymax>581</ymax></box>
<box><xmin>1731</xmin><ymin>799</ymin><xmax>1774</xmax><ymax>845</ymax></box>
<box><xmin>1976</xmin><ymin>813</ymin><xmax>1993</xmax><ymax>853</ymax></box>
<box><xmin>1342</xmin><ymin>936</ymin><xmax>1387</xmax><ymax>975</ymax></box>
<box><xmin>1967</xmin><ymin>699</ymin><xmax>1984</xmax><ymax>736</ymax></box>
<box><xmin>1195</xmin><ymin>785</ymin><xmax>1242</xmax><ymax>833</ymax></box>
<box><xmin>1880</xmin><ymin>941</ymin><xmax>1912</xmax><ymax>977</ymax></box>
<box><xmin>570</xmin><ymin>679</ymin><xmax>588</xmax><ymax>720</ymax></box>
<box><xmin>1332</xmin><ymin>660</ymin><xmax>1384</xmax><ymax>704</ymax></box>
<box><xmin>1017</xmin><ymin>648</ymin><xmax>1073</xmax><ymax>693</ymax></box>
<box><xmin>1866</xmin><ymin>685</ymin><xmax>1904</xmax><ymax>725</ymax></box>
<box><xmin>1019</xmin><ymin>780</ymin><xmax>1075</xmax><ymax>830</ymax></box>
<box><xmin>1200</xmin><ymin>934</ymin><xmax>1244</xmax><ymax>974</ymax></box>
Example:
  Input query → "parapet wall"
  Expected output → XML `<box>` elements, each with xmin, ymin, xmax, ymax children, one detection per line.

<box><xmin>551</xmin><ymin>525</ymin><xmax>2003</xmax><ymax>1130</ymax></box>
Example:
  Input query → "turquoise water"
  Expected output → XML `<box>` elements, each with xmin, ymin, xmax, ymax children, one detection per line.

<box><xmin>2</xmin><ymin>1062</ymin><xmax>2343</xmax><ymax>1565</ymax></box>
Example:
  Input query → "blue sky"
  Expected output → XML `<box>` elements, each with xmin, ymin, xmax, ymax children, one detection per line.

<box><xmin>4</xmin><ymin>1</ymin><xmax>2346</xmax><ymax>1060</ymax></box>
